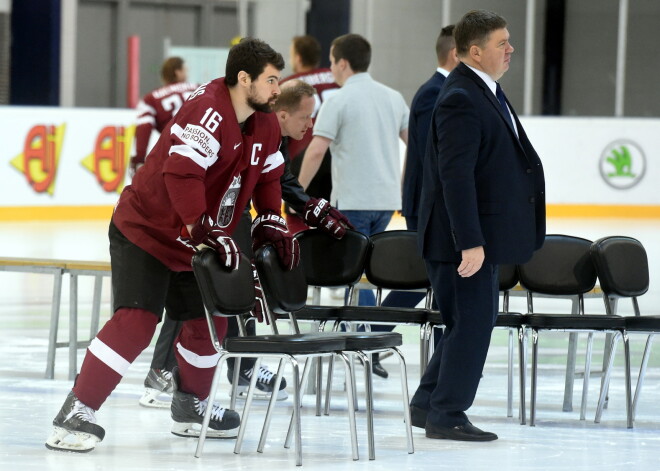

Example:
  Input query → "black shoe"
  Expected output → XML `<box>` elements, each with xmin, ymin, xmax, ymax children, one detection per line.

<box><xmin>410</xmin><ymin>405</ymin><xmax>428</xmax><ymax>429</ymax></box>
<box><xmin>371</xmin><ymin>359</ymin><xmax>389</xmax><ymax>379</ymax></box>
<box><xmin>425</xmin><ymin>421</ymin><xmax>498</xmax><ymax>442</ymax></box>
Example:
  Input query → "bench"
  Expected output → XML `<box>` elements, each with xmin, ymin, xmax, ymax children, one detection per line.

<box><xmin>0</xmin><ymin>256</ymin><xmax>111</xmax><ymax>380</ymax></box>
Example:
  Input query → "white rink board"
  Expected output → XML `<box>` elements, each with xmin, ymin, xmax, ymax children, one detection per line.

<box><xmin>0</xmin><ymin>106</ymin><xmax>658</xmax><ymax>208</ymax></box>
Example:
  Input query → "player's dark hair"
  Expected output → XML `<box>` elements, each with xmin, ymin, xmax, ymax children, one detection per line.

<box><xmin>161</xmin><ymin>57</ymin><xmax>184</xmax><ymax>84</ymax></box>
<box><xmin>331</xmin><ymin>34</ymin><xmax>371</xmax><ymax>72</ymax></box>
<box><xmin>225</xmin><ymin>37</ymin><xmax>285</xmax><ymax>87</ymax></box>
<box><xmin>292</xmin><ymin>35</ymin><xmax>322</xmax><ymax>68</ymax></box>
<box><xmin>273</xmin><ymin>80</ymin><xmax>316</xmax><ymax>112</ymax></box>
<box><xmin>435</xmin><ymin>25</ymin><xmax>456</xmax><ymax>63</ymax></box>
<box><xmin>454</xmin><ymin>10</ymin><xmax>507</xmax><ymax>56</ymax></box>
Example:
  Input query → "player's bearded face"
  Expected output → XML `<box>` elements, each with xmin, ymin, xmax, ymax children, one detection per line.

<box><xmin>247</xmin><ymin>83</ymin><xmax>277</xmax><ymax>113</ymax></box>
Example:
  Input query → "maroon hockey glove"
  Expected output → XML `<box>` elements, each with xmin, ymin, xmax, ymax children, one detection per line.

<box><xmin>181</xmin><ymin>214</ymin><xmax>241</xmax><ymax>271</ymax></box>
<box><xmin>251</xmin><ymin>211</ymin><xmax>300</xmax><ymax>271</ymax></box>
<box><xmin>303</xmin><ymin>198</ymin><xmax>354</xmax><ymax>239</ymax></box>
<box><xmin>251</xmin><ymin>261</ymin><xmax>268</xmax><ymax>324</ymax></box>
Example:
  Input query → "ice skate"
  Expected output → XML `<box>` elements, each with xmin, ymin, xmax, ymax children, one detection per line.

<box><xmin>45</xmin><ymin>391</ymin><xmax>105</xmax><ymax>453</ymax></box>
<box><xmin>170</xmin><ymin>370</ymin><xmax>240</xmax><ymax>438</ymax></box>
<box><xmin>139</xmin><ymin>368</ymin><xmax>173</xmax><ymax>408</ymax></box>
<box><xmin>228</xmin><ymin>364</ymin><xmax>288</xmax><ymax>401</ymax></box>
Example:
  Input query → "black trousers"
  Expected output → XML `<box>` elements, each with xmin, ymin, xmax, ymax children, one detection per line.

<box><xmin>149</xmin><ymin>208</ymin><xmax>257</xmax><ymax>372</ymax></box>
<box><xmin>410</xmin><ymin>261</ymin><xmax>499</xmax><ymax>427</ymax></box>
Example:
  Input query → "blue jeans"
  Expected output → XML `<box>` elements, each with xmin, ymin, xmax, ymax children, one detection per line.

<box><xmin>340</xmin><ymin>210</ymin><xmax>393</xmax><ymax>332</ymax></box>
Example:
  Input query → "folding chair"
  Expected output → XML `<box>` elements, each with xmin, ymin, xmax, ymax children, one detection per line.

<box><xmin>519</xmin><ymin>234</ymin><xmax>631</xmax><ymax>427</ymax></box>
<box><xmin>256</xmin><ymin>238</ymin><xmax>414</xmax><ymax>460</ymax></box>
<box><xmin>191</xmin><ymin>248</ymin><xmax>357</xmax><ymax>466</ymax></box>
<box><xmin>590</xmin><ymin>236</ymin><xmax>657</xmax><ymax>424</ymax></box>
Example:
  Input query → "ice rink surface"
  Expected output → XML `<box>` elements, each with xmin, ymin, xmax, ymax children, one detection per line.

<box><xmin>1</xmin><ymin>217</ymin><xmax>659</xmax><ymax>470</ymax></box>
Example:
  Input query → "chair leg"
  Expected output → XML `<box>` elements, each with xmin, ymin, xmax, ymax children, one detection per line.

<box><xmin>290</xmin><ymin>357</ymin><xmax>303</xmax><ymax>466</ymax></box>
<box><xmin>518</xmin><ymin>327</ymin><xmax>527</xmax><ymax>425</ymax></box>
<box><xmin>257</xmin><ymin>358</ymin><xmax>286</xmax><ymax>453</ymax></box>
<box><xmin>392</xmin><ymin>347</ymin><xmax>414</xmax><ymax>454</ymax></box>
<box><xmin>419</xmin><ymin>324</ymin><xmax>427</xmax><ymax>379</ymax></box>
<box><xmin>580</xmin><ymin>332</ymin><xmax>594</xmax><ymax>420</ymax></box>
<box><xmin>623</xmin><ymin>332</ymin><xmax>633</xmax><ymax>429</ymax></box>
<box><xmin>195</xmin><ymin>353</ymin><xmax>228</xmax><ymax>458</ymax></box>
<box><xmin>530</xmin><ymin>329</ymin><xmax>539</xmax><ymax>426</ymax></box>
<box><xmin>234</xmin><ymin>357</ymin><xmax>262</xmax><ymax>454</ymax></box>
<box><xmin>595</xmin><ymin>333</ymin><xmax>620</xmax><ymax>423</ymax></box>
<box><xmin>45</xmin><ymin>270</ymin><xmax>63</xmax><ymax>379</ymax></box>
<box><xmin>632</xmin><ymin>334</ymin><xmax>654</xmax><ymax>421</ymax></box>
<box><xmin>285</xmin><ymin>357</ymin><xmax>313</xmax><ymax>449</ymax></box>
<box><xmin>324</xmin><ymin>353</ymin><xmax>335</xmax><ymax>416</ymax></box>
<box><xmin>315</xmin><ymin>357</ymin><xmax>323</xmax><ymax>416</ymax></box>
<box><xmin>507</xmin><ymin>329</ymin><xmax>514</xmax><ymax>418</ymax></box>
<box><xmin>336</xmin><ymin>352</ymin><xmax>360</xmax><ymax>461</ymax></box>
<box><xmin>356</xmin><ymin>351</ymin><xmax>375</xmax><ymax>460</ymax></box>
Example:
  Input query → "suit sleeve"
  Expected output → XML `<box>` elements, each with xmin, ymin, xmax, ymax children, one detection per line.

<box><xmin>279</xmin><ymin>143</ymin><xmax>310</xmax><ymax>213</ymax></box>
<box><xmin>435</xmin><ymin>89</ymin><xmax>485</xmax><ymax>251</ymax></box>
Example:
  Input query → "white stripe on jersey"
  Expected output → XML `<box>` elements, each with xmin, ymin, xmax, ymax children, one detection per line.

<box><xmin>176</xmin><ymin>342</ymin><xmax>220</xmax><ymax>369</ymax></box>
<box><xmin>170</xmin><ymin>123</ymin><xmax>220</xmax><ymax>169</ymax></box>
<box><xmin>261</xmin><ymin>150</ymin><xmax>284</xmax><ymax>174</ymax></box>
<box><xmin>88</xmin><ymin>337</ymin><xmax>131</xmax><ymax>376</ymax></box>
<box><xmin>136</xmin><ymin>101</ymin><xmax>157</xmax><ymax>116</ymax></box>
<box><xmin>137</xmin><ymin>115</ymin><xmax>156</xmax><ymax>126</ymax></box>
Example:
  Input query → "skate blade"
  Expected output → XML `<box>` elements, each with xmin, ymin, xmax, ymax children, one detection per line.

<box><xmin>45</xmin><ymin>426</ymin><xmax>101</xmax><ymax>453</ymax></box>
<box><xmin>139</xmin><ymin>388</ymin><xmax>172</xmax><ymax>409</ymax></box>
<box><xmin>233</xmin><ymin>386</ymin><xmax>288</xmax><ymax>401</ymax></box>
<box><xmin>171</xmin><ymin>422</ymin><xmax>238</xmax><ymax>439</ymax></box>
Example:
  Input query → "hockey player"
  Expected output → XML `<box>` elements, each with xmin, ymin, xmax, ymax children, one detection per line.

<box><xmin>46</xmin><ymin>38</ymin><xmax>297</xmax><ymax>452</ymax></box>
<box><xmin>129</xmin><ymin>56</ymin><xmax>198</xmax><ymax>176</ymax></box>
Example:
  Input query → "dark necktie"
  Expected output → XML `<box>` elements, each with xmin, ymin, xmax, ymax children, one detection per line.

<box><xmin>495</xmin><ymin>83</ymin><xmax>514</xmax><ymax>129</ymax></box>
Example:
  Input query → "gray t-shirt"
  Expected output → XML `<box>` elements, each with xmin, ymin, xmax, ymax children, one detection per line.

<box><xmin>313</xmin><ymin>73</ymin><xmax>409</xmax><ymax>210</ymax></box>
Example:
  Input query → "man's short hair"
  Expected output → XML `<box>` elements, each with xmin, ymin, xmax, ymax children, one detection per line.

<box><xmin>331</xmin><ymin>34</ymin><xmax>371</xmax><ymax>73</ymax></box>
<box><xmin>292</xmin><ymin>35</ymin><xmax>322</xmax><ymax>68</ymax></box>
<box><xmin>435</xmin><ymin>25</ymin><xmax>456</xmax><ymax>63</ymax></box>
<box><xmin>161</xmin><ymin>57</ymin><xmax>184</xmax><ymax>84</ymax></box>
<box><xmin>225</xmin><ymin>37</ymin><xmax>285</xmax><ymax>87</ymax></box>
<box><xmin>454</xmin><ymin>10</ymin><xmax>507</xmax><ymax>56</ymax></box>
<box><xmin>273</xmin><ymin>80</ymin><xmax>316</xmax><ymax>113</ymax></box>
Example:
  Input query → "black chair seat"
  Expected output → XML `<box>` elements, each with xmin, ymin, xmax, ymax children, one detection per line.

<box><xmin>327</xmin><ymin>332</ymin><xmax>403</xmax><ymax>350</ymax></box>
<box><xmin>496</xmin><ymin>312</ymin><xmax>526</xmax><ymax>327</ymax></box>
<box><xmin>625</xmin><ymin>316</ymin><xmax>660</xmax><ymax>331</ymax></box>
<box><xmin>426</xmin><ymin>310</ymin><xmax>443</xmax><ymax>325</ymax></box>
<box><xmin>526</xmin><ymin>314</ymin><xmax>626</xmax><ymax>330</ymax></box>
<box><xmin>225</xmin><ymin>333</ymin><xmax>346</xmax><ymax>354</ymax></box>
<box><xmin>293</xmin><ymin>305</ymin><xmax>343</xmax><ymax>321</ymax></box>
<box><xmin>334</xmin><ymin>305</ymin><xmax>430</xmax><ymax>324</ymax></box>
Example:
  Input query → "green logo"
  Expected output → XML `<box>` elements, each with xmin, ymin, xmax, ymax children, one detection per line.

<box><xmin>599</xmin><ymin>140</ymin><xmax>645</xmax><ymax>189</ymax></box>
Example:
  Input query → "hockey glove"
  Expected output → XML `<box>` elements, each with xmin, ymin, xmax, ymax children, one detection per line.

<box><xmin>181</xmin><ymin>214</ymin><xmax>241</xmax><ymax>271</ymax></box>
<box><xmin>251</xmin><ymin>261</ymin><xmax>268</xmax><ymax>324</ymax></box>
<box><xmin>251</xmin><ymin>211</ymin><xmax>300</xmax><ymax>271</ymax></box>
<box><xmin>303</xmin><ymin>198</ymin><xmax>354</xmax><ymax>239</ymax></box>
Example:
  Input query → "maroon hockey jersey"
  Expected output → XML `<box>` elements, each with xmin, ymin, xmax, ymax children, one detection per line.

<box><xmin>114</xmin><ymin>78</ymin><xmax>284</xmax><ymax>271</ymax></box>
<box><xmin>133</xmin><ymin>82</ymin><xmax>200</xmax><ymax>162</ymax></box>
<box><xmin>280</xmin><ymin>68</ymin><xmax>339</xmax><ymax>158</ymax></box>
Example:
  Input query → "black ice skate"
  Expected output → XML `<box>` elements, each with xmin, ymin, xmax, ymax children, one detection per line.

<box><xmin>45</xmin><ymin>391</ymin><xmax>105</xmax><ymax>453</ymax></box>
<box><xmin>228</xmin><ymin>364</ymin><xmax>288</xmax><ymax>401</ymax></box>
<box><xmin>139</xmin><ymin>368</ymin><xmax>173</xmax><ymax>408</ymax></box>
<box><xmin>170</xmin><ymin>370</ymin><xmax>240</xmax><ymax>438</ymax></box>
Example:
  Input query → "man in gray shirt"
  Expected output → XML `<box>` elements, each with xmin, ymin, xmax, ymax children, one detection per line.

<box><xmin>298</xmin><ymin>33</ymin><xmax>409</xmax><ymax>378</ymax></box>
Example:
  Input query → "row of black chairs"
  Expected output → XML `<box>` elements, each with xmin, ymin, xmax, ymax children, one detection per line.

<box><xmin>497</xmin><ymin>234</ymin><xmax>659</xmax><ymax>428</ymax></box>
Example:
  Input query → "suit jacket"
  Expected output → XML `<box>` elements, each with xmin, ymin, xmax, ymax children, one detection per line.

<box><xmin>402</xmin><ymin>71</ymin><xmax>446</xmax><ymax>220</ymax></box>
<box><xmin>417</xmin><ymin>62</ymin><xmax>546</xmax><ymax>265</ymax></box>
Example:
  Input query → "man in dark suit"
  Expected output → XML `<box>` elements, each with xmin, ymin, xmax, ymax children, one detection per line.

<box><xmin>410</xmin><ymin>10</ymin><xmax>546</xmax><ymax>441</ymax></box>
<box><xmin>401</xmin><ymin>24</ymin><xmax>458</xmax><ymax>231</ymax></box>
